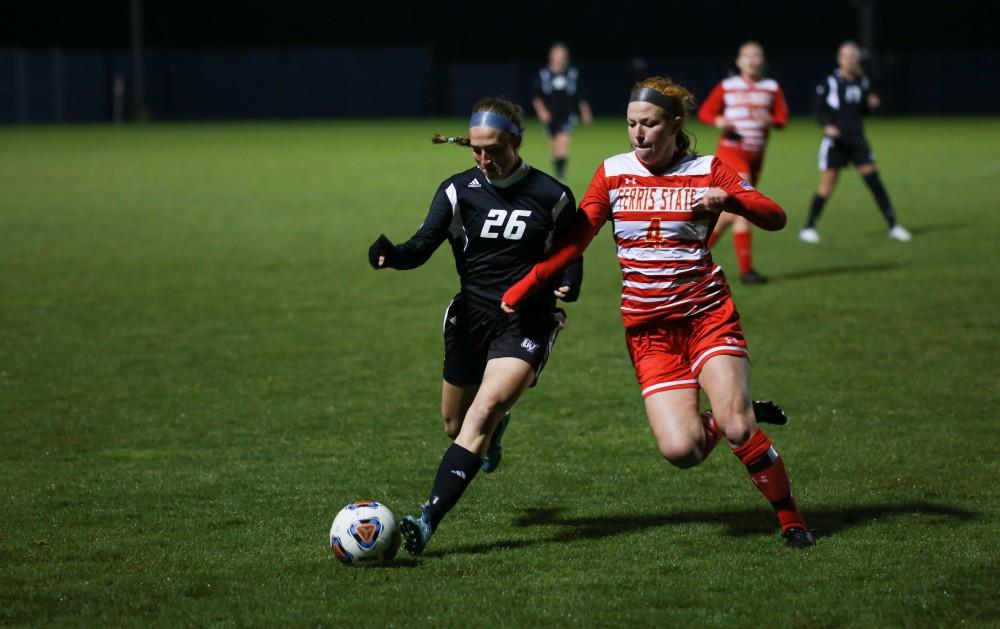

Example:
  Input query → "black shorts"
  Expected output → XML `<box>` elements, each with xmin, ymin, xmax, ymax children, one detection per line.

<box><xmin>818</xmin><ymin>134</ymin><xmax>874</xmax><ymax>170</ymax></box>
<box><xmin>545</xmin><ymin>114</ymin><xmax>578</xmax><ymax>137</ymax></box>
<box><xmin>442</xmin><ymin>293</ymin><xmax>566</xmax><ymax>388</ymax></box>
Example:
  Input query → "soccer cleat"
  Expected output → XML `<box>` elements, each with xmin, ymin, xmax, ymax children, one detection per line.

<box><xmin>740</xmin><ymin>269</ymin><xmax>769</xmax><ymax>285</ymax></box>
<box><xmin>752</xmin><ymin>400</ymin><xmax>788</xmax><ymax>426</ymax></box>
<box><xmin>399</xmin><ymin>503</ymin><xmax>435</xmax><ymax>556</ymax></box>
<box><xmin>704</xmin><ymin>401</ymin><xmax>788</xmax><ymax>428</ymax></box>
<box><xmin>888</xmin><ymin>225</ymin><xmax>912</xmax><ymax>242</ymax></box>
<box><xmin>798</xmin><ymin>227</ymin><xmax>820</xmax><ymax>244</ymax></box>
<box><xmin>782</xmin><ymin>527</ymin><xmax>816</xmax><ymax>549</ymax></box>
<box><xmin>480</xmin><ymin>411</ymin><xmax>511</xmax><ymax>474</ymax></box>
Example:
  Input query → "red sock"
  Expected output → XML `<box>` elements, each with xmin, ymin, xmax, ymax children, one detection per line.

<box><xmin>708</xmin><ymin>230</ymin><xmax>721</xmax><ymax>248</ymax></box>
<box><xmin>734</xmin><ymin>231</ymin><xmax>752</xmax><ymax>274</ymax></box>
<box><xmin>732</xmin><ymin>429</ymin><xmax>807</xmax><ymax>532</ymax></box>
<box><xmin>700</xmin><ymin>411</ymin><xmax>722</xmax><ymax>458</ymax></box>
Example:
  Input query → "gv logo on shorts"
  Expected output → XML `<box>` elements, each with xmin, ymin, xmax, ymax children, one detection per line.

<box><xmin>521</xmin><ymin>338</ymin><xmax>539</xmax><ymax>353</ymax></box>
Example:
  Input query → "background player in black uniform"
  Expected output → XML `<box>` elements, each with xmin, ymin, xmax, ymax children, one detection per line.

<box><xmin>800</xmin><ymin>41</ymin><xmax>912</xmax><ymax>243</ymax></box>
<box><xmin>532</xmin><ymin>42</ymin><xmax>593</xmax><ymax>182</ymax></box>
<box><xmin>368</xmin><ymin>97</ymin><xmax>583</xmax><ymax>555</ymax></box>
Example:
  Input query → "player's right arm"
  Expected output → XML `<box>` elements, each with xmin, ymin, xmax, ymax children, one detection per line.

<box><xmin>368</xmin><ymin>183</ymin><xmax>452</xmax><ymax>270</ymax></box>
<box><xmin>532</xmin><ymin>72</ymin><xmax>552</xmax><ymax>125</ymax></box>
<box><xmin>501</xmin><ymin>165</ymin><xmax>611</xmax><ymax>311</ymax></box>
<box><xmin>697</xmin><ymin>82</ymin><xmax>729</xmax><ymax>131</ymax></box>
<box><xmin>813</xmin><ymin>78</ymin><xmax>840</xmax><ymax>138</ymax></box>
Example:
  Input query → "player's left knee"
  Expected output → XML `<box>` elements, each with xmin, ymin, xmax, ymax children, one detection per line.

<box><xmin>713</xmin><ymin>407</ymin><xmax>755</xmax><ymax>445</ymax></box>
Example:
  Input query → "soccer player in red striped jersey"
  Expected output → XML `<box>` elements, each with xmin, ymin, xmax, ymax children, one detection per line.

<box><xmin>697</xmin><ymin>41</ymin><xmax>788</xmax><ymax>285</ymax></box>
<box><xmin>502</xmin><ymin>77</ymin><xmax>814</xmax><ymax>548</ymax></box>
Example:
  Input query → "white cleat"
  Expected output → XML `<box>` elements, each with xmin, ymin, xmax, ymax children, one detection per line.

<box><xmin>888</xmin><ymin>225</ymin><xmax>912</xmax><ymax>242</ymax></box>
<box><xmin>798</xmin><ymin>227</ymin><xmax>820</xmax><ymax>244</ymax></box>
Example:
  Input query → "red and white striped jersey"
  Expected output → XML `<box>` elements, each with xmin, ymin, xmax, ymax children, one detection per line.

<box><xmin>581</xmin><ymin>152</ymin><xmax>737</xmax><ymax>326</ymax></box>
<box><xmin>501</xmin><ymin>151</ymin><xmax>785</xmax><ymax>328</ymax></box>
<box><xmin>697</xmin><ymin>76</ymin><xmax>788</xmax><ymax>153</ymax></box>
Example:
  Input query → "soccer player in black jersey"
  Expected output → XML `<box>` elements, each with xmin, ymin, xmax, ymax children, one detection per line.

<box><xmin>800</xmin><ymin>41</ymin><xmax>911</xmax><ymax>244</ymax></box>
<box><xmin>532</xmin><ymin>42</ymin><xmax>593</xmax><ymax>182</ymax></box>
<box><xmin>368</xmin><ymin>97</ymin><xmax>583</xmax><ymax>555</ymax></box>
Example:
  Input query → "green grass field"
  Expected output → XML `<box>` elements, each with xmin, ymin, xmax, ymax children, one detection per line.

<box><xmin>2</xmin><ymin>115</ymin><xmax>998</xmax><ymax>627</ymax></box>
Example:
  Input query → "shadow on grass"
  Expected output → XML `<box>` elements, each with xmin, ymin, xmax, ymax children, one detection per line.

<box><xmin>425</xmin><ymin>501</ymin><xmax>977</xmax><ymax>556</ymax></box>
<box><xmin>372</xmin><ymin>557</ymin><xmax>421</xmax><ymax>569</ymax></box>
<box><xmin>768</xmin><ymin>262</ymin><xmax>900</xmax><ymax>282</ymax></box>
<box><xmin>906</xmin><ymin>222</ymin><xmax>970</xmax><ymax>236</ymax></box>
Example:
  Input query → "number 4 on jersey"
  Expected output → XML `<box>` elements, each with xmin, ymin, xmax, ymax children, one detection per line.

<box><xmin>481</xmin><ymin>209</ymin><xmax>531</xmax><ymax>240</ymax></box>
<box><xmin>645</xmin><ymin>218</ymin><xmax>663</xmax><ymax>243</ymax></box>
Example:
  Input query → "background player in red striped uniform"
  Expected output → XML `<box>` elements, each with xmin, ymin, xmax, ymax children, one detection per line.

<box><xmin>503</xmin><ymin>77</ymin><xmax>814</xmax><ymax>548</ymax></box>
<box><xmin>697</xmin><ymin>41</ymin><xmax>788</xmax><ymax>284</ymax></box>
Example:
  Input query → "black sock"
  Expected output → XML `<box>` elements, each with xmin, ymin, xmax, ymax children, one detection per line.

<box><xmin>862</xmin><ymin>172</ymin><xmax>897</xmax><ymax>227</ymax></box>
<box><xmin>806</xmin><ymin>194</ymin><xmax>827</xmax><ymax>228</ymax></box>
<box><xmin>554</xmin><ymin>158</ymin><xmax>567</xmax><ymax>180</ymax></box>
<box><xmin>425</xmin><ymin>443</ymin><xmax>482</xmax><ymax>528</ymax></box>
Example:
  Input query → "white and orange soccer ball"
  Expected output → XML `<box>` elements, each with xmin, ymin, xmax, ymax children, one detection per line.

<box><xmin>329</xmin><ymin>500</ymin><xmax>401</xmax><ymax>566</ymax></box>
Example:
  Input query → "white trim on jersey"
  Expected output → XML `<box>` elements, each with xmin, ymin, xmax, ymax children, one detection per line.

<box><xmin>621</xmin><ymin>286</ymin><xmax>726</xmax><ymax>312</ymax></box>
<box><xmin>613</xmin><ymin>220</ymin><xmax>709</xmax><ymax>242</ymax></box>
<box><xmin>617</xmin><ymin>246</ymin><xmax>705</xmax><ymax>262</ymax></box>
<box><xmin>690</xmin><ymin>344</ymin><xmax>749</xmax><ymax>374</ymax></box>
<box><xmin>488</xmin><ymin>162</ymin><xmax>531</xmax><ymax>189</ymax></box>
<box><xmin>604</xmin><ymin>152</ymin><xmax>713</xmax><ymax>178</ymax></box>
<box><xmin>545</xmin><ymin>192</ymin><xmax>570</xmax><ymax>252</ymax></box>
<box><xmin>826</xmin><ymin>76</ymin><xmax>840</xmax><ymax>110</ymax></box>
<box><xmin>445</xmin><ymin>183</ymin><xmax>468</xmax><ymax>251</ymax></box>
<box><xmin>622</xmin><ymin>279</ymin><xmax>686</xmax><ymax>290</ymax></box>
<box><xmin>641</xmin><ymin>379</ymin><xmax>699</xmax><ymax>396</ymax></box>
<box><xmin>441</xmin><ymin>296</ymin><xmax>457</xmax><ymax>333</ymax></box>
<box><xmin>818</xmin><ymin>137</ymin><xmax>833</xmax><ymax>171</ymax></box>
<box><xmin>620</xmin><ymin>264</ymin><xmax>701</xmax><ymax>277</ymax></box>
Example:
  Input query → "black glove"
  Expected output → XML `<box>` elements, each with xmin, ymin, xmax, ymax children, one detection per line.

<box><xmin>368</xmin><ymin>234</ymin><xmax>395</xmax><ymax>269</ymax></box>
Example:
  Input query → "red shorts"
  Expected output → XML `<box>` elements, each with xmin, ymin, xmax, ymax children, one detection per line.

<box><xmin>715</xmin><ymin>145</ymin><xmax>765</xmax><ymax>185</ymax></box>
<box><xmin>625</xmin><ymin>298</ymin><xmax>749</xmax><ymax>398</ymax></box>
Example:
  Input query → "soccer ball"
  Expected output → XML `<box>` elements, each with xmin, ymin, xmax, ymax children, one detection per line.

<box><xmin>329</xmin><ymin>500</ymin><xmax>401</xmax><ymax>566</ymax></box>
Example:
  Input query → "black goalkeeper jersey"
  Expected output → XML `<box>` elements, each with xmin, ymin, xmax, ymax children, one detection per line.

<box><xmin>384</xmin><ymin>162</ymin><xmax>582</xmax><ymax>310</ymax></box>
<box><xmin>813</xmin><ymin>69</ymin><xmax>874</xmax><ymax>136</ymax></box>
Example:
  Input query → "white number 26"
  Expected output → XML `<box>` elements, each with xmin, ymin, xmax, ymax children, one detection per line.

<box><xmin>480</xmin><ymin>209</ymin><xmax>531</xmax><ymax>240</ymax></box>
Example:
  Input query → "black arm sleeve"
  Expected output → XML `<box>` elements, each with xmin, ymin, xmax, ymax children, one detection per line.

<box><xmin>813</xmin><ymin>80</ymin><xmax>832</xmax><ymax>127</ymax></box>
<box><xmin>378</xmin><ymin>183</ymin><xmax>454</xmax><ymax>270</ymax></box>
<box><xmin>553</xmin><ymin>190</ymin><xmax>584</xmax><ymax>302</ymax></box>
<box><xmin>558</xmin><ymin>255</ymin><xmax>584</xmax><ymax>302</ymax></box>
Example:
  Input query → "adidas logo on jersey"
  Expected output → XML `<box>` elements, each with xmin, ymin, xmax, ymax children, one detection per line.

<box><xmin>467</xmin><ymin>178</ymin><xmax>482</xmax><ymax>188</ymax></box>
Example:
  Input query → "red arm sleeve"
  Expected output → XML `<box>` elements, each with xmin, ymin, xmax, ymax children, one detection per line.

<box><xmin>772</xmin><ymin>85</ymin><xmax>789</xmax><ymax>129</ymax></box>
<box><xmin>711</xmin><ymin>157</ymin><xmax>786</xmax><ymax>231</ymax></box>
<box><xmin>502</xmin><ymin>164</ymin><xmax>611</xmax><ymax>308</ymax></box>
<box><xmin>697</xmin><ymin>83</ymin><xmax>725</xmax><ymax>125</ymax></box>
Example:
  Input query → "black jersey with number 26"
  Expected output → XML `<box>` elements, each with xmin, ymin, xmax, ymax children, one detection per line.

<box><xmin>385</xmin><ymin>163</ymin><xmax>582</xmax><ymax>309</ymax></box>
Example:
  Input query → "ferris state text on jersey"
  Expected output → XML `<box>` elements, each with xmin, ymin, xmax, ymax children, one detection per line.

<box><xmin>580</xmin><ymin>152</ymin><xmax>770</xmax><ymax>326</ymax></box>
<box><xmin>391</xmin><ymin>164</ymin><xmax>579</xmax><ymax>310</ymax></box>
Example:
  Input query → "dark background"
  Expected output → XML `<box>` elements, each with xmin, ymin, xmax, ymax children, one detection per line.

<box><xmin>2</xmin><ymin>1</ymin><xmax>997</xmax><ymax>121</ymax></box>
